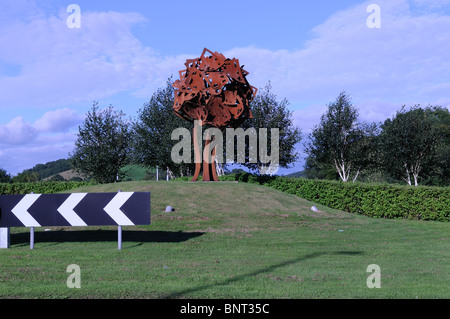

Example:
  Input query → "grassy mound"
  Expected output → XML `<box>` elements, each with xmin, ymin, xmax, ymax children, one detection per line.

<box><xmin>1</xmin><ymin>181</ymin><xmax>448</xmax><ymax>298</ymax></box>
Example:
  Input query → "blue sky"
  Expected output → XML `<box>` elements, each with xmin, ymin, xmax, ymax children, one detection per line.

<box><xmin>1</xmin><ymin>0</ymin><xmax>450</xmax><ymax>175</ymax></box>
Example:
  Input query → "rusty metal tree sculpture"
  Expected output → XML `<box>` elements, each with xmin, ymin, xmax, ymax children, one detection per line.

<box><xmin>173</xmin><ymin>48</ymin><xmax>257</xmax><ymax>181</ymax></box>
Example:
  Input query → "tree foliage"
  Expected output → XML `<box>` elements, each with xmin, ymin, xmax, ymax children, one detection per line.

<box><xmin>379</xmin><ymin>105</ymin><xmax>448</xmax><ymax>186</ymax></box>
<box><xmin>70</xmin><ymin>102</ymin><xmax>132</xmax><ymax>184</ymax></box>
<box><xmin>431</xmin><ymin>106</ymin><xmax>450</xmax><ymax>186</ymax></box>
<box><xmin>12</xmin><ymin>171</ymin><xmax>40</xmax><ymax>183</ymax></box>
<box><xmin>240</xmin><ymin>82</ymin><xmax>302</xmax><ymax>174</ymax></box>
<box><xmin>0</xmin><ymin>168</ymin><xmax>12</xmax><ymax>183</ymax></box>
<box><xmin>304</xmin><ymin>98</ymin><xmax>449</xmax><ymax>186</ymax></box>
<box><xmin>132</xmin><ymin>78</ymin><xmax>195</xmax><ymax>177</ymax></box>
<box><xmin>305</xmin><ymin>92</ymin><xmax>377</xmax><ymax>182</ymax></box>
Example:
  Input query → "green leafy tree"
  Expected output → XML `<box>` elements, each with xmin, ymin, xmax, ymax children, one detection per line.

<box><xmin>12</xmin><ymin>170</ymin><xmax>40</xmax><ymax>183</ymax></box>
<box><xmin>132</xmin><ymin>78</ymin><xmax>195</xmax><ymax>177</ymax></box>
<box><xmin>239</xmin><ymin>82</ymin><xmax>302</xmax><ymax>174</ymax></box>
<box><xmin>70</xmin><ymin>102</ymin><xmax>132</xmax><ymax>184</ymax></box>
<box><xmin>379</xmin><ymin>105</ymin><xmax>446</xmax><ymax>186</ymax></box>
<box><xmin>430</xmin><ymin>106</ymin><xmax>450</xmax><ymax>186</ymax></box>
<box><xmin>305</xmin><ymin>92</ymin><xmax>377</xmax><ymax>182</ymax></box>
<box><xmin>303</xmin><ymin>154</ymin><xmax>337</xmax><ymax>180</ymax></box>
<box><xmin>0</xmin><ymin>168</ymin><xmax>12</xmax><ymax>183</ymax></box>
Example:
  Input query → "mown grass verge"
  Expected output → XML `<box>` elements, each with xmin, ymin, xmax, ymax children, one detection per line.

<box><xmin>0</xmin><ymin>181</ymin><xmax>448</xmax><ymax>298</ymax></box>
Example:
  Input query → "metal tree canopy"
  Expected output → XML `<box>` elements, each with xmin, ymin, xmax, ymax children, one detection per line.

<box><xmin>173</xmin><ymin>48</ymin><xmax>257</xmax><ymax>181</ymax></box>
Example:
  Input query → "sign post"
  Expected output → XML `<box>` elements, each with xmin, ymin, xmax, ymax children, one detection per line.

<box><xmin>0</xmin><ymin>227</ymin><xmax>10</xmax><ymax>249</ymax></box>
<box><xmin>118</xmin><ymin>225</ymin><xmax>122</xmax><ymax>250</ymax></box>
<box><xmin>30</xmin><ymin>227</ymin><xmax>34</xmax><ymax>250</ymax></box>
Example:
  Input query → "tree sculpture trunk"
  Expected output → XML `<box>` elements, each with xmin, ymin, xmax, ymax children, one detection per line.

<box><xmin>190</xmin><ymin>123</ymin><xmax>219</xmax><ymax>182</ymax></box>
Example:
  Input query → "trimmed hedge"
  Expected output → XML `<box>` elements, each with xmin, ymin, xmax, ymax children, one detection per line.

<box><xmin>220</xmin><ymin>173</ymin><xmax>450</xmax><ymax>222</ymax></box>
<box><xmin>0</xmin><ymin>181</ymin><xmax>94</xmax><ymax>195</ymax></box>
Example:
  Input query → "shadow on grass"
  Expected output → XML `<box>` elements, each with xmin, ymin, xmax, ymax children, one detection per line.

<box><xmin>164</xmin><ymin>250</ymin><xmax>364</xmax><ymax>298</ymax></box>
<box><xmin>11</xmin><ymin>229</ymin><xmax>204</xmax><ymax>246</ymax></box>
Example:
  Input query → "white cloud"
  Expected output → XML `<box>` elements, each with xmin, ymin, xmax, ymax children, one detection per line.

<box><xmin>235</xmin><ymin>1</ymin><xmax>449</xmax><ymax>99</ymax></box>
<box><xmin>3</xmin><ymin>0</ymin><xmax>448</xmax><ymax>115</ymax></box>
<box><xmin>0</xmin><ymin>107</ymin><xmax>82</xmax><ymax>174</ymax></box>
<box><xmin>0</xmin><ymin>108</ymin><xmax>82</xmax><ymax>145</ymax></box>
<box><xmin>0</xmin><ymin>116</ymin><xmax>38</xmax><ymax>145</ymax></box>
<box><xmin>225</xmin><ymin>0</ymin><xmax>450</xmax><ymax>136</ymax></box>
<box><xmin>34</xmin><ymin>108</ymin><xmax>83</xmax><ymax>133</ymax></box>
<box><xmin>0</xmin><ymin>8</ymin><xmax>172</xmax><ymax>110</ymax></box>
<box><xmin>411</xmin><ymin>0</ymin><xmax>450</xmax><ymax>8</ymax></box>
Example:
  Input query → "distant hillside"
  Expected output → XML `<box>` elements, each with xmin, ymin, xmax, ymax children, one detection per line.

<box><xmin>38</xmin><ymin>162</ymin><xmax>154</xmax><ymax>182</ymax></box>
<box><xmin>26</xmin><ymin>158</ymin><xmax>84</xmax><ymax>181</ymax></box>
<box><xmin>43</xmin><ymin>169</ymin><xmax>85</xmax><ymax>181</ymax></box>
<box><xmin>284</xmin><ymin>170</ymin><xmax>306</xmax><ymax>178</ymax></box>
<box><xmin>28</xmin><ymin>159</ymin><xmax>72</xmax><ymax>179</ymax></box>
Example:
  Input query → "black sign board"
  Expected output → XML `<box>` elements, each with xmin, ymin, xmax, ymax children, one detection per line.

<box><xmin>0</xmin><ymin>192</ymin><xmax>150</xmax><ymax>227</ymax></box>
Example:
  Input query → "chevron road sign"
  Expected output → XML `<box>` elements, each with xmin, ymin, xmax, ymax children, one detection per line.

<box><xmin>0</xmin><ymin>192</ymin><xmax>150</xmax><ymax>227</ymax></box>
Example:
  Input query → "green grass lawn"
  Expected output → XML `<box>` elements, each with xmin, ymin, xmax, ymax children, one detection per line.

<box><xmin>0</xmin><ymin>181</ymin><xmax>448</xmax><ymax>298</ymax></box>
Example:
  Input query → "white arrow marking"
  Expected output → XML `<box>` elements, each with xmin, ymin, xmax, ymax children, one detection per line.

<box><xmin>103</xmin><ymin>192</ymin><xmax>134</xmax><ymax>226</ymax></box>
<box><xmin>11</xmin><ymin>194</ymin><xmax>41</xmax><ymax>227</ymax></box>
<box><xmin>57</xmin><ymin>193</ymin><xmax>88</xmax><ymax>226</ymax></box>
